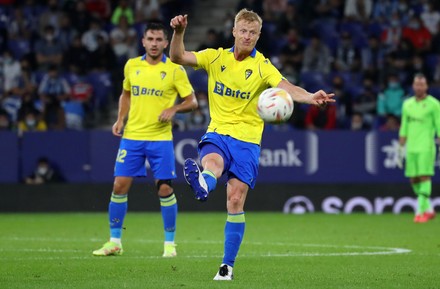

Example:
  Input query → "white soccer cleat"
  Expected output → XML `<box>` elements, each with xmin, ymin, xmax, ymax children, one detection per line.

<box><xmin>213</xmin><ymin>264</ymin><xmax>233</xmax><ymax>280</ymax></box>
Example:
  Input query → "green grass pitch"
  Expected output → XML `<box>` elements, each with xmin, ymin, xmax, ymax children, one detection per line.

<box><xmin>1</xmin><ymin>212</ymin><xmax>439</xmax><ymax>289</ymax></box>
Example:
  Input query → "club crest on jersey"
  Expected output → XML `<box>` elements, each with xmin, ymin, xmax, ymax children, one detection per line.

<box><xmin>245</xmin><ymin>69</ymin><xmax>253</xmax><ymax>80</ymax></box>
<box><xmin>221</xmin><ymin>65</ymin><xmax>226</xmax><ymax>72</ymax></box>
<box><xmin>160</xmin><ymin>71</ymin><xmax>166</xmax><ymax>80</ymax></box>
<box><xmin>136</xmin><ymin>70</ymin><xmax>140</xmax><ymax>75</ymax></box>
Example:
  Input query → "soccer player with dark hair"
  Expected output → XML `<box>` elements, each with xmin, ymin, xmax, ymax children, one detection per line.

<box><xmin>93</xmin><ymin>22</ymin><xmax>197</xmax><ymax>257</ymax></box>
<box><xmin>170</xmin><ymin>9</ymin><xmax>334</xmax><ymax>280</ymax></box>
<box><xmin>399</xmin><ymin>73</ymin><xmax>440</xmax><ymax>223</ymax></box>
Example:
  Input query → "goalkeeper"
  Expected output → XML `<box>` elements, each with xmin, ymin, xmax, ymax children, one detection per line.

<box><xmin>399</xmin><ymin>73</ymin><xmax>440</xmax><ymax>223</ymax></box>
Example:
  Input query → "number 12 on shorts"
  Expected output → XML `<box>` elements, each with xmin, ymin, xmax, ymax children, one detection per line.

<box><xmin>116</xmin><ymin>149</ymin><xmax>127</xmax><ymax>163</ymax></box>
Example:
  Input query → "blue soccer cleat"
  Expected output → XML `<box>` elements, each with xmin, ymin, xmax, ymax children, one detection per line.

<box><xmin>183</xmin><ymin>158</ymin><xmax>209</xmax><ymax>202</ymax></box>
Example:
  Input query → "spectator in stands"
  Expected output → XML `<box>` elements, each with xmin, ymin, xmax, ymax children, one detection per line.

<box><xmin>301</xmin><ymin>35</ymin><xmax>331</xmax><ymax>74</ymax></box>
<box><xmin>380</xmin><ymin>12</ymin><xmax>403</xmax><ymax>53</ymax></box>
<box><xmin>38</xmin><ymin>65</ymin><xmax>69</xmax><ymax>130</ymax></box>
<box><xmin>372</xmin><ymin>0</ymin><xmax>398</xmax><ymax>22</ymax></box>
<box><xmin>352</xmin><ymin>76</ymin><xmax>377</xmax><ymax>125</ymax></box>
<box><xmin>312</xmin><ymin>0</ymin><xmax>345</xmax><ymax>20</ymax></box>
<box><xmin>69</xmin><ymin>0</ymin><xmax>92</xmax><ymax>34</ymax></box>
<box><xmin>421</xmin><ymin>1</ymin><xmax>440</xmax><ymax>35</ymax></box>
<box><xmin>377</xmin><ymin>73</ymin><xmax>405</xmax><ymax>117</ymax></box>
<box><xmin>14</xmin><ymin>59</ymin><xmax>37</xmax><ymax>97</ymax></box>
<box><xmin>111</xmin><ymin>0</ymin><xmax>134</xmax><ymax>26</ymax></box>
<box><xmin>25</xmin><ymin>157</ymin><xmax>63</xmax><ymax>184</ymax></box>
<box><xmin>276</xmin><ymin>2</ymin><xmax>300</xmax><ymax>34</ymax></box>
<box><xmin>349</xmin><ymin>112</ymin><xmax>370</xmax><ymax>131</ymax></box>
<box><xmin>81</xmin><ymin>18</ymin><xmax>109</xmax><ymax>53</ymax></box>
<box><xmin>197</xmin><ymin>29</ymin><xmax>220</xmax><ymax>51</ymax></box>
<box><xmin>362</xmin><ymin>36</ymin><xmax>385</xmax><ymax>73</ymax></box>
<box><xmin>344</xmin><ymin>0</ymin><xmax>373</xmax><ymax>22</ymax></box>
<box><xmin>406</xmin><ymin>54</ymin><xmax>431</xmax><ymax>85</ymax></box>
<box><xmin>38</xmin><ymin>0</ymin><xmax>62</xmax><ymax>36</ymax></box>
<box><xmin>9</xmin><ymin>6</ymin><xmax>32</xmax><ymax>40</ymax></box>
<box><xmin>187</xmin><ymin>108</ymin><xmax>208</xmax><ymax>130</ymax></box>
<box><xmin>334</xmin><ymin>32</ymin><xmax>361</xmax><ymax>72</ymax></box>
<box><xmin>1</xmin><ymin>50</ymin><xmax>21</xmax><ymax>96</ymax></box>
<box><xmin>431</xmin><ymin>22</ymin><xmax>440</xmax><ymax>54</ymax></box>
<box><xmin>110</xmin><ymin>15</ymin><xmax>138</xmax><ymax>64</ymax></box>
<box><xmin>90</xmin><ymin>35</ymin><xmax>116</xmax><ymax>71</ymax></box>
<box><xmin>17</xmin><ymin>110</ymin><xmax>47</xmax><ymax>133</ymax></box>
<box><xmin>135</xmin><ymin>0</ymin><xmax>161</xmax><ymax>22</ymax></box>
<box><xmin>263</xmin><ymin>0</ymin><xmax>287</xmax><ymax>20</ymax></box>
<box><xmin>379</xmin><ymin>114</ymin><xmax>400</xmax><ymax>131</ymax></box>
<box><xmin>58</xmin><ymin>13</ymin><xmax>77</xmax><ymax>52</ymax></box>
<box><xmin>237</xmin><ymin>0</ymin><xmax>264</xmax><ymax>16</ymax></box>
<box><xmin>63</xmin><ymin>35</ymin><xmax>91</xmax><ymax>74</ymax></box>
<box><xmin>35</xmin><ymin>25</ymin><xmax>63</xmax><ymax>70</ymax></box>
<box><xmin>331</xmin><ymin>74</ymin><xmax>352</xmax><ymax>121</ymax></box>
<box><xmin>402</xmin><ymin>15</ymin><xmax>432</xmax><ymax>53</ymax></box>
<box><xmin>0</xmin><ymin>109</ymin><xmax>12</xmax><ymax>131</ymax></box>
<box><xmin>279</xmin><ymin>27</ymin><xmax>304</xmax><ymax>73</ymax></box>
<box><xmin>86</xmin><ymin>0</ymin><xmax>112</xmax><ymax>21</ymax></box>
<box><xmin>305</xmin><ymin>104</ymin><xmax>337</xmax><ymax>130</ymax></box>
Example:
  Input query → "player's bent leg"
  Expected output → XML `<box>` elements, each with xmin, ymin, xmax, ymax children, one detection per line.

<box><xmin>214</xmin><ymin>179</ymin><xmax>248</xmax><ymax>281</ymax></box>
<box><xmin>419</xmin><ymin>176</ymin><xmax>435</xmax><ymax>220</ymax></box>
<box><xmin>93</xmin><ymin>177</ymin><xmax>132</xmax><ymax>256</ymax></box>
<box><xmin>157</xmin><ymin>180</ymin><xmax>178</xmax><ymax>257</ymax></box>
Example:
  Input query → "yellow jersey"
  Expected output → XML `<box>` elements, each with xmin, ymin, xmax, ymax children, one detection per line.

<box><xmin>122</xmin><ymin>54</ymin><xmax>193</xmax><ymax>140</ymax></box>
<box><xmin>194</xmin><ymin>47</ymin><xmax>284</xmax><ymax>144</ymax></box>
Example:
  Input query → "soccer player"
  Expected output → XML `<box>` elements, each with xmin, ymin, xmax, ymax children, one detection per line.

<box><xmin>93</xmin><ymin>22</ymin><xmax>197</xmax><ymax>257</ymax></box>
<box><xmin>398</xmin><ymin>73</ymin><xmax>440</xmax><ymax>223</ymax></box>
<box><xmin>169</xmin><ymin>9</ymin><xmax>334</xmax><ymax>280</ymax></box>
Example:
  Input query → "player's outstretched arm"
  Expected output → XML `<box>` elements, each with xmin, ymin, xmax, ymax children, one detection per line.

<box><xmin>169</xmin><ymin>14</ymin><xmax>198</xmax><ymax>67</ymax></box>
<box><xmin>277</xmin><ymin>79</ymin><xmax>335</xmax><ymax>106</ymax></box>
<box><xmin>112</xmin><ymin>89</ymin><xmax>130</xmax><ymax>137</ymax></box>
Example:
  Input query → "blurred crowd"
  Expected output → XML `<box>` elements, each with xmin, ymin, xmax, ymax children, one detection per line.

<box><xmin>0</xmin><ymin>0</ymin><xmax>440</xmax><ymax>133</ymax></box>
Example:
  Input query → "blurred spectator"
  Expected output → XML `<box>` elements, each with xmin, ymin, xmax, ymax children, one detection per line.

<box><xmin>9</xmin><ymin>7</ymin><xmax>33</xmax><ymax>40</ymax></box>
<box><xmin>69</xmin><ymin>0</ymin><xmax>92</xmax><ymax>34</ymax></box>
<box><xmin>81</xmin><ymin>18</ymin><xmax>109</xmax><ymax>53</ymax></box>
<box><xmin>352</xmin><ymin>77</ymin><xmax>377</xmax><ymax>124</ymax></box>
<box><xmin>349</xmin><ymin>112</ymin><xmax>370</xmax><ymax>131</ymax></box>
<box><xmin>361</xmin><ymin>36</ymin><xmax>385</xmax><ymax>72</ymax></box>
<box><xmin>279</xmin><ymin>27</ymin><xmax>304</xmax><ymax>73</ymax></box>
<box><xmin>1</xmin><ymin>50</ymin><xmax>21</xmax><ymax>96</ymax></box>
<box><xmin>421</xmin><ymin>2</ymin><xmax>440</xmax><ymax>35</ymax></box>
<box><xmin>63</xmin><ymin>72</ymin><xmax>93</xmax><ymax>130</ymax></box>
<box><xmin>377</xmin><ymin>74</ymin><xmax>405</xmax><ymax>117</ymax></box>
<box><xmin>86</xmin><ymin>0</ymin><xmax>111</xmax><ymax>20</ymax></box>
<box><xmin>0</xmin><ymin>109</ymin><xmax>12</xmax><ymax>131</ymax></box>
<box><xmin>111</xmin><ymin>0</ymin><xmax>134</xmax><ymax>26</ymax></box>
<box><xmin>35</xmin><ymin>25</ymin><xmax>63</xmax><ymax>70</ymax></box>
<box><xmin>402</xmin><ymin>16</ymin><xmax>432</xmax><ymax>53</ymax></box>
<box><xmin>38</xmin><ymin>65</ymin><xmax>69</xmax><ymax>130</ymax></box>
<box><xmin>63</xmin><ymin>35</ymin><xmax>91</xmax><ymax>74</ymax></box>
<box><xmin>263</xmin><ymin>0</ymin><xmax>287</xmax><ymax>20</ymax></box>
<box><xmin>110</xmin><ymin>15</ymin><xmax>137</xmax><ymax>64</ymax></box>
<box><xmin>25</xmin><ymin>157</ymin><xmax>63</xmax><ymax>184</ymax></box>
<box><xmin>379</xmin><ymin>114</ymin><xmax>400</xmax><ymax>131</ymax></box>
<box><xmin>90</xmin><ymin>35</ymin><xmax>116</xmax><ymax>71</ymax></box>
<box><xmin>14</xmin><ymin>59</ymin><xmax>37</xmax><ymax>97</ymax></box>
<box><xmin>388</xmin><ymin>39</ymin><xmax>414</xmax><ymax>74</ymax></box>
<box><xmin>372</xmin><ymin>0</ymin><xmax>398</xmax><ymax>22</ymax></box>
<box><xmin>38</xmin><ymin>0</ymin><xmax>62</xmax><ymax>36</ymax></box>
<box><xmin>58</xmin><ymin>13</ymin><xmax>77</xmax><ymax>51</ymax></box>
<box><xmin>331</xmin><ymin>74</ymin><xmax>352</xmax><ymax>121</ymax></box>
<box><xmin>304</xmin><ymin>104</ymin><xmax>337</xmax><ymax>130</ymax></box>
<box><xmin>313</xmin><ymin>0</ymin><xmax>345</xmax><ymax>20</ymax></box>
<box><xmin>406</xmin><ymin>54</ymin><xmax>431</xmax><ymax>85</ymax></box>
<box><xmin>276</xmin><ymin>3</ymin><xmax>300</xmax><ymax>34</ymax></box>
<box><xmin>344</xmin><ymin>0</ymin><xmax>373</xmax><ymax>21</ymax></box>
<box><xmin>380</xmin><ymin>12</ymin><xmax>403</xmax><ymax>53</ymax></box>
<box><xmin>301</xmin><ymin>35</ymin><xmax>331</xmax><ymax>74</ymax></box>
<box><xmin>334</xmin><ymin>32</ymin><xmax>361</xmax><ymax>72</ymax></box>
<box><xmin>135</xmin><ymin>0</ymin><xmax>161</xmax><ymax>22</ymax></box>
<box><xmin>187</xmin><ymin>108</ymin><xmax>208</xmax><ymax>130</ymax></box>
<box><xmin>431</xmin><ymin>22</ymin><xmax>440</xmax><ymax>54</ymax></box>
<box><xmin>197</xmin><ymin>29</ymin><xmax>220</xmax><ymax>51</ymax></box>
<box><xmin>17</xmin><ymin>110</ymin><xmax>47</xmax><ymax>133</ymax></box>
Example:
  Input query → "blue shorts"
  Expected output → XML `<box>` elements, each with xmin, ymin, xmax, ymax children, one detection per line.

<box><xmin>114</xmin><ymin>138</ymin><xmax>176</xmax><ymax>180</ymax></box>
<box><xmin>198</xmin><ymin>132</ymin><xmax>260</xmax><ymax>189</ymax></box>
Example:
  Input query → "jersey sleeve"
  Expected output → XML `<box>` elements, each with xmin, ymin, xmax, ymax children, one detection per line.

<box><xmin>193</xmin><ymin>48</ymin><xmax>220</xmax><ymax>71</ymax></box>
<box><xmin>122</xmin><ymin>60</ymin><xmax>131</xmax><ymax>92</ymax></box>
<box><xmin>173</xmin><ymin>65</ymin><xmax>194</xmax><ymax>98</ymax></box>
<box><xmin>399</xmin><ymin>101</ymin><xmax>408</xmax><ymax>137</ymax></box>
<box><xmin>259</xmin><ymin>58</ymin><xmax>285</xmax><ymax>87</ymax></box>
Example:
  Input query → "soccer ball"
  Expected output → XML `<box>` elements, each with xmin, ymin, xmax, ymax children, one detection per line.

<box><xmin>257</xmin><ymin>88</ymin><xmax>294</xmax><ymax>123</ymax></box>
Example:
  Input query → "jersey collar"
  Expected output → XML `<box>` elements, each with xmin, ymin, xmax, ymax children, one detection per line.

<box><xmin>229</xmin><ymin>46</ymin><xmax>257</xmax><ymax>58</ymax></box>
<box><xmin>141</xmin><ymin>54</ymin><xmax>167</xmax><ymax>63</ymax></box>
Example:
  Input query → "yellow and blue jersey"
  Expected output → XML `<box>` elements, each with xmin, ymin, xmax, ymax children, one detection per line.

<box><xmin>122</xmin><ymin>54</ymin><xmax>193</xmax><ymax>141</ymax></box>
<box><xmin>193</xmin><ymin>47</ymin><xmax>285</xmax><ymax>144</ymax></box>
